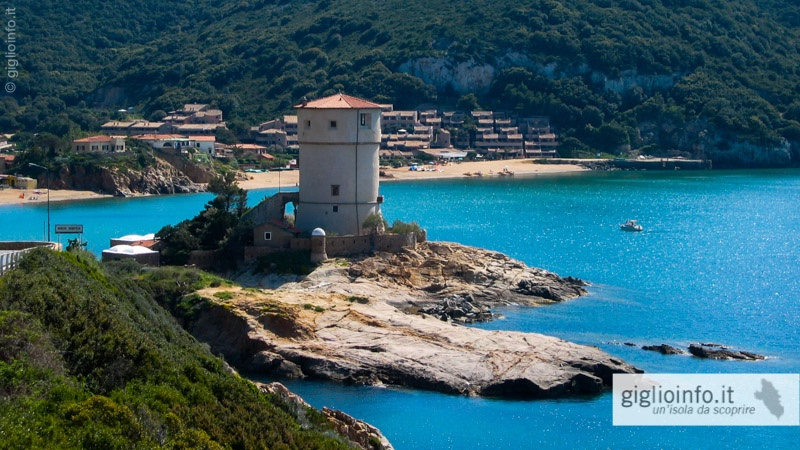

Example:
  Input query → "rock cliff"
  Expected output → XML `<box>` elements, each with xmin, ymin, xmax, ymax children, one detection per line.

<box><xmin>260</xmin><ymin>382</ymin><xmax>394</xmax><ymax>450</ymax></box>
<box><xmin>48</xmin><ymin>157</ymin><xmax>206</xmax><ymax>196</ymax></box>
<box><xmin>186</xmin><ymin>242</ymin><xmax>639</xmax><ymax>399</ymax></box>
<box><xmin>348</xmin><ymin>242</ymin><xmax>588</xmax><ymax>309</ymax></box>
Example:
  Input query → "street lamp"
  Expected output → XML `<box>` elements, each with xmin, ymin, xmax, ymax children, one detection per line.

<box><xmin>28</xmin><ymin>163</ymin><xmax>50</xmax><ymax>242</ymax></box>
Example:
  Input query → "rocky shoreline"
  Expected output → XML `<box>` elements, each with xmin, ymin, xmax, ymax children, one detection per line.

<box><xmin>41</xmin><ymin>154</ymin><xmax>209</xmax><ymax>197</ymax></box>
<box><xmin>260</xmin><ymin>382</ymin><xmax>394</xmax><ymax>450</ymax></box>
<box><xmin>185</xmin><ymin>242</ymin><xmax>640</xmax><ymax>399</ymax></box>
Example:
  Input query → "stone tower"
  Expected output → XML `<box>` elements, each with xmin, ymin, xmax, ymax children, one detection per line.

<box><xmin>294</xmin><ymin>94</ymin><xmax>383</xmax><ymax>236</ymax></box>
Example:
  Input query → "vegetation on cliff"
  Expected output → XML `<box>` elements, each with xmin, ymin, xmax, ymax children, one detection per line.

<box><xmin>157</xmin><ymin>169</ymin><xmax>250</xmax><ymax>267</ymax></box>
<box><xmin>0</xmin><ymin>248</ymin><xmax>351</xmax><ymax>448</ymax></box>
<box><xmin>4</xmin><ymin>0</ymin><xmax>800</xmax><ymax>165</ymax></box>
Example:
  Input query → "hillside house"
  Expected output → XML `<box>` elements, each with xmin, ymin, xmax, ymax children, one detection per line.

<box><xmin>419</xmin><ymin>110</ymin><xmax>442</xmax><ymax>129</ymax></box>
<box><xmin>432</xmin><ymin>128</ymin><xmax>452</xmax><ymax>148</ymax></box>
<box><xmin>525</xmin><ymin>132</ymin><xmax>558</xmax><ymax>158</ymax></box>
<box><xmin>255</xmin><ymin>129</ymin><xmax>288</xmax><ymax>148</ymax></box>
<box><xmin>251</xmin><ymin>115</ymin><xmax>298</xmax><ymax>149</ymax></box>
<box><xmin>101</xmin><ymin>121</ymin><xmax>171</xmax><ymax>135</ymax></box>
<box><xmin>173</xmin><ymin>123</ymin><xmax>221</xmax><ymax>135</ymax></box>
<box><xmin>0</xmin><ymin>134</ymin><xmax>14</xmax><ymax>152</ymax></box>
<box><xmin>256</xmin><ymin>107</ymin><xmax>557</xmax><ymax>159</ymax></box>
<box><xmin>441</xmin><ymin>111</ymin><xmax>468</xmax><ymax>127</ymax></box>
<box><xmin>381</xmin><ymin>110</ymin><xmax>419</xmax><ymax>133</ymax></box>
<box><xmin>217</xmin><ymin>143</ymin><xmax>272</xmax><ymax>161</ymax></box>
<box><xmin>474</xmin><ymin>127</ymin><xmax>524</xmax><ymax>157</ymax></box>
<box><xmin>190</xmin><ymin>136</ymin><xmax>217</xmax><ymax>155</ymax></box>
<box><xmin>134</xmin><ymin>134</ymin><xmax>196</xmax><ymax>152</ymax></box>
<box><xmin>72</xmin><ymin>135</ymin><xmax>126</xmax><ymax>153</ymax></box>
<box><xmin>164</xmin><ymin>104</ymin><xmax>224</xmax><ymax>125</ymax></box>
<box><xmin>0</xmin><ymin>154</ymin><xmax>14</xmax><ymax>174</ymax></box>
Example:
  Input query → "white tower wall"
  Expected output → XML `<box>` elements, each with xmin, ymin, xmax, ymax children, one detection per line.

<box><xmin>295</xmin><ymin>95</ymin><xmax>382</xmax><ymax>236</ymax></box>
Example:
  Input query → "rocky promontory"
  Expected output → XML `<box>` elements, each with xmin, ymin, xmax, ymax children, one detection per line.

<box><xmin>43</xmin><ymin>156</ymin><xmax>208</xmax><ymax>197</ymax></box>
<box><xmin>347</xmin><ymin>242</ymin><xmax>589</xmax><ymax>311</ymax></box>
<box><xmin>185</xmin><ymin>242</ymin><xmax>640</xmax><ymax>399</ymax></box>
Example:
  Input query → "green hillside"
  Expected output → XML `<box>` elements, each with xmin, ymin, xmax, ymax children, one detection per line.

<box><xmin>4</xmin><ymin>0</ymin><xmax>800</xmax><ymax>166</ymax></box>
<box><xmin>0</xmin><ymin>249</ymin><xmax>351</xmax><ymax>448</ymax></box>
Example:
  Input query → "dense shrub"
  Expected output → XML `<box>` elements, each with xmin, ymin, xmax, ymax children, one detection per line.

<box><xmin>0</xmin><ymin>249</ymin><xmax>349</xmax><ymax>448</ymax></box>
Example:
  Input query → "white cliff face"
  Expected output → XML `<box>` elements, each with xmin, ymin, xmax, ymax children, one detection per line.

<box><xmin>398</xmin><ymin>57</ymin><xmax>497</xmax><ymax>94</ymax></box>
<box><xmin>709</xmin><ymin>135</ymin><xmax>793</xmax><ymax>167</ymax></box>
<box><xmin>398</xmin><ymin>52</ymin><xmax>682</xmax><ymax>96</ymax></box>
<box><xmin>592</xmin><ymin>70</ymin><xmax>684</xmax><ymax>94</ymax></box>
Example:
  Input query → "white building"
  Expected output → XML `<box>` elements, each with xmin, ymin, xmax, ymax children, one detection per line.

<box><xmin>294</xmin><ymin>93</ymin><xmax>383</xmax><ymax>236</ymax></box>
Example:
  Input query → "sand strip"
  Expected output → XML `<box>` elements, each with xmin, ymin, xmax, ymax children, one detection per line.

<box><xmin>0</xmin><ymin>159</ymin><xmax>586</xmax><ymax>206</ymax></box>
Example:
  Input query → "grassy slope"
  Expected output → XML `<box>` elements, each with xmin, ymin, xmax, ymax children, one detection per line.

<box><xmin>0</xmin><ymin>249</ymin><xmax>349</xmax><ymax>449</ymax></box>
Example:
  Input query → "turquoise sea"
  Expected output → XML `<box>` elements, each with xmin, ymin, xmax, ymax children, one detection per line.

<box><xmin>2</xmin><ymin>169</ymin><xmax>799</xmax><ymax>448</ymax></box>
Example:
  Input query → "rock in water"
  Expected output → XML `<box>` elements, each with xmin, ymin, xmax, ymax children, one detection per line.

<box><xmin>688</xmin><ymin>343</ymin><xmax>765</xmax><ymax>360</ymax></box>
<box><xmin>642</xmin><ymin>344</ymin><xmax>685</xmax><ymax>355</ymax></box>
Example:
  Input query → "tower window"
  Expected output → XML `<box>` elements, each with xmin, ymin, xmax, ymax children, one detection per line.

<box><xmin>264</xmin><ymin>232</ymin><xmax>272</xmax><ymax>241</ymax></box>
<box><xmin>330</xmin><ymin>120</ymin><xmax>337</xmax><ymax>129</ymax></box>
<box><xmin>331</xmin><ymin>185</ymin><xmax>340</xmax><ymax>196</ymax></box>
<box><xmin>360</xmin><ymin>113</ymin><xmax>371</xmax><ymax>128</ymax></box>
<box><xmin>332</xmin><ymin>205</ymin><xmax>339</xmax><ymax>213</ymax></box>
<box><xmin>305</xmin><ymin>120</ymin><xmax>311</xmax><ymax>128</ymax></box>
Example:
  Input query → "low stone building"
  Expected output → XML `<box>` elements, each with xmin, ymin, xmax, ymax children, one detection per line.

<box><xmin>102</xmin><ymin>233</ymin><xmax>160</xmax><ymax>266</ymax></box>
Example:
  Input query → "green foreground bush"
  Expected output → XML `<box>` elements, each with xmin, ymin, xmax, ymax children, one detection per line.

<box><xmin>0</xmin><ymin>249</ymin><xmax>350</xmax><ymax>449</ymax></box>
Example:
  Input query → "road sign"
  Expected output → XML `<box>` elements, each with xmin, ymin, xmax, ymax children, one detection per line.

<box><xmin>55</xmin><ymin>224</ymin><xmax>84</xmax><ymax>234</ymax></box>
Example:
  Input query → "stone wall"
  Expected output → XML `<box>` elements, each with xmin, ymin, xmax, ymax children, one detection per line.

<box><xmin>303</xmin><ymin>233</ymin><xmax>417</xmax><ymax>258</ymax></box>
<box><xmin>325</xmin><ymin>236</ymin><xmax>372</xmax><ymax>257</ymax></box>
<box><xmin>375</xmin><ymin>232</ymin><xmax>419</xmax><ymax>252</ymax></box>
<box><xmin>244</xmin><ymin>246</ymin><xmax>283</xmax><ymax>261</ymax></box>
<box><xmin>244</xmin><ymin>232</ymin><xmax>418</xmax><ymax>262</ymax></box>
<box><xmin>290</xmin><ymin>239</ymin><xmax>311</xmax><ymax>251</ymax></box>
<box><xmin>245</xmin><ymin>192</ymin><xmax>299</xmax><ymax>226</ymax></box>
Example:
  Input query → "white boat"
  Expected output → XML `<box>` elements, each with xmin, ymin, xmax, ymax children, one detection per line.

<box><xmin>620</xmin><ymin>219</ymin><xmax>643</xmax><ymax>232</ymax></box>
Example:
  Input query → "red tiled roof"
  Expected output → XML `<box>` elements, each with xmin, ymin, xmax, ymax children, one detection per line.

<box><xmin>187</xmin><ymin>136</ymin><xmax>217</xmax><ymax>142</ymax></box>
<box><xmin>220</xmin><ymin>143</ymin><xmax>267</xmax><ymax>150</ymax></box>
<box><xmin>269</xmin><ymin>218</ymin><xmax>302</xmax><ymax>234</ymax></box>
<box><xmin>134</xmin><ymin>134</ymin><xmax>188</xmax><ymax>140</ymax></box>
<box><xmin>73</xmin><ymin>135</ymin><xmax>118</xmax><ymax>143</ymax></box>
<box><xmin>296</xmin><ymin>93</ymin><xmax>381</xmax><ymax>109</ymax></box>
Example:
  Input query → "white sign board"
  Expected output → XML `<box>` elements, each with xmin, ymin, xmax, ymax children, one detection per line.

<box><xmin>55</xmin><ymin>224</ymin><xmax>84</xmax><ymax>234</ymax></box>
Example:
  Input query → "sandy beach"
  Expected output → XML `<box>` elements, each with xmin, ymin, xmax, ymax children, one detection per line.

<box><xmin>238</xmin><ymin>158</ymin><xmax>587</xmax><ymax>190</ymax></box>
<box><xmin>379</xmin><ymin>158</ymin><xmax>587</xmax><ymax>182</ymax></box>
<box><xmin>0</xmin><ymin>187</ymin><xmax>112</xmax><ymax>207</ymax></box>
<box><xmin>0</xmin><ymin>159</ymin><xmax>586</xmax><ymax>206</ymax></box>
